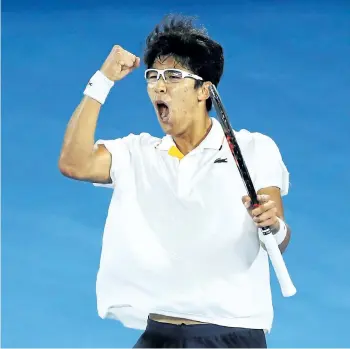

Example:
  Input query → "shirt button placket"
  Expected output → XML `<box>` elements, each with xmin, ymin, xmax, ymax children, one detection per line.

<box><xmin>177</xmin><ymin>156</ymin><xmax>195</xmax><ymax>198</ymax></box>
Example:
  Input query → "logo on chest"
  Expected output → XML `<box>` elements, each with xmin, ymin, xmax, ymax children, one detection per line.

<box><xmin>214</xmin><ymin>157</ymin><xmax>228</xmax><ymax>163</ymax></box>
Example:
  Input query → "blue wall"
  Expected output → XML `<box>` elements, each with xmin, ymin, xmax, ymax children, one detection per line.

<box><xmin>2</xmin><ymin>0</ymin><xmax>350</xmax><ymax>347</ymax></box>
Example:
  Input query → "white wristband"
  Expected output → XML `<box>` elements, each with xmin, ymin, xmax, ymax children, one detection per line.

<box><xmin>83</xmin><ymin>71</ymin><xmax>114</xmax><ymax>105</ymax></box>
<box><xmin>258</xmin><ymin>217</ymin><xmax>287</xmax><ymax>245</ymax></box>
<box><xmin>272</xmin><ymin>217</ymin><xmax>288</xmax><ymax>245</ymax></box>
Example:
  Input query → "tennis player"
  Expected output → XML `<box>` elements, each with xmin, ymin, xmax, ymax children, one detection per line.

<box><xmin>59</xmin><ymin>15</ymin><xmax>292</xmax><ymax>348</ymax></box>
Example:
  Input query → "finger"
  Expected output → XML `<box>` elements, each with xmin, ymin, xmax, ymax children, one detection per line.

<box><xmin>249</xmin><ymin>195</ymin><xmax>270</xmax><ymax>216</ymax></box>
<box><xmin>122</xmin><ymin>53</ymin><xmax>139</xmax><ymax>68</ymax></box>
<box><xmin>134</xmin><ymin>57</ymin><xmax>141</xmax><ymax>67</ymax></box>
<box><xmin>253</xmin><ymin>208</ymin><xmax>277</xmax><ymax>223</ymax></box>
<box><xmin>115</xmin><ymin>50</ymin><xmax>134</xmax><ymax>68</ymax></box>
<box><xmin>113</xmin><ymin>45</ymin><xmax>122</xmax><ymax>52</ymax></box>
<box><xmin>126</xmin><ymin>53</ymin><xmax>136</xmax><ymax>65</ymax></box>
<box><xmin>117</xmin><ymin>66</ymin><xmax>134</xmax><ymax>79</ymax></box>
<box><xmin>241</xmin><ymin>195</ymin><xmax>252</xmax><ymax>209</ymax></box>
<box><xmin>127</xmin><ymin>59</ymin><xmax>140</xmax><ymax>68</ymax></box>
<box><xmin>257</xmin><ymin>194</ymin><xmax>270</xmax><ymax>203</ymax></box>
<box><xmin>110</xmin><ymin>45</ymin><xmax>121</xmax><ymax>58</ymax></box>
<box><xmin>113</xmin><ymin>46</ymin><xmax>123</xmax><ymax>60</ymax></box>
<box><xmin>251</xmin><ymin>200</ymin><xmax>276</xmax><ymax>217</ymax></box>
<box><xmin>127</xmin><ymin>58</ymin><xmax>140</xmax><ymax>71</ymax></box>
<box><xmin>256</xmin><ymin>216</ymin><xmax>278</xmax><ymax>228</ymax></box>
<box><xmin>121</xmin><ymin>60</ymin><xmax>135</xmax><ymax>68</ymax></box>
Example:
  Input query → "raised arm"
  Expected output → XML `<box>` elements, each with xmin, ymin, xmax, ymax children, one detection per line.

<box><xmin>58</xmin><ymin>45</ymin><xmax>140</xmax><ymax>184</ymax></box>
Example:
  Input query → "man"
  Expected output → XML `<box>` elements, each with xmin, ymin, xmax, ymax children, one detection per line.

<box><xmin>59</xmin><ymin>15</ymin><xmax>291</xmax><ymax>348</ymax></box>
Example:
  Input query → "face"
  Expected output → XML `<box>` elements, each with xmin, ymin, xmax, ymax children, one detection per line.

<box><xmin>146</xmin><ymin>55</ymin><xmax>209</xmax><ymax>136</ymax></box>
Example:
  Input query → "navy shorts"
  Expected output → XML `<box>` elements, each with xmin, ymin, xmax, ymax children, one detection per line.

<box><xmin>133</xmin><ymin>318</ymin><xmax>267</xmax><ymax>348</ymax></box>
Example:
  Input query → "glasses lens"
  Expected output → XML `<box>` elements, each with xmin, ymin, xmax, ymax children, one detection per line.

<box><xmin>145</xmin><ymin>70</ymin><xmax>158</xmax><ymax>82</ymax></box>
<box><xmin>164</xmin><ymin>69</ymin><xmax>183</xmax><ymax>82</ymax></box>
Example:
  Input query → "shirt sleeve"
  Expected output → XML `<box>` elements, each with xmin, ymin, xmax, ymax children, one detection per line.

<box><xmin>252</xmin><ymin>133</ymin><xmax>290</xmax><ymax>196</ymax></box>
<box><xmin>92</xmin><ymin>134</ymin><xmax>138</xmax><ymax>189</ymax></box>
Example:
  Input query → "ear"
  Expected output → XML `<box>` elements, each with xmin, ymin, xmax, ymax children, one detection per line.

<box><xmin>197</xmin><ymin>81</ymin><xmax>211</xmax><ymax>102</ymax></box>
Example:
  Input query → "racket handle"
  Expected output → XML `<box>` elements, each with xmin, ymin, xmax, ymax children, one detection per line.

<box><xmin>261</xmin><ymin>231</ymin><xmax>297</xmax><ymax>297</ymax></box>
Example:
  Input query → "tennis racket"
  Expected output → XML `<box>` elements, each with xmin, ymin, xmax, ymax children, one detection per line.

<box><xmin>209</xmin><ymin>84</ymin><xmax>296</xmax><ymax>297</ymax></box>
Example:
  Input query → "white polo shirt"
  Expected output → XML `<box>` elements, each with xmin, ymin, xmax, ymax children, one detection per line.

<box><xmin>93</xmin><ymin>117</ymin><xmax>289</xmax><ymax>332</ymax></box>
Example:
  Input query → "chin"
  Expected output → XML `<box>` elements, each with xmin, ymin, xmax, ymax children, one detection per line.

<box><xmin>157</xmin><ymin>118</ymin><xmax>174</xmax><ymax>135</ymax></box>
<box><xmin>160</xmin><ymin>124</ymin><xmax>174</xmax><ymax>135</ymax></box>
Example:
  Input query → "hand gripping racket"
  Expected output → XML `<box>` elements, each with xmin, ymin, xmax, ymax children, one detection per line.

<box><xmin>209</xmin><ymin>84</ymin><xmax>296</xmax><ymax>297</ymax></box>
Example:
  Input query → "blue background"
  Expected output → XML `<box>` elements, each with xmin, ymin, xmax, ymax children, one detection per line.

<box><xmin>2</xmin><ymin>0</ymin><xmax>350</xmax><ymax>347</ymax></box>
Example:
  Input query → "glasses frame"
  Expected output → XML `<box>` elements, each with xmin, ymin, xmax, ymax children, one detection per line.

<box><xmin>144</xmin><ymin>68</ymin><xmax>203</xmax><ymax>84</ymax></box>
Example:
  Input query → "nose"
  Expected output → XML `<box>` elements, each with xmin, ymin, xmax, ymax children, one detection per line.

<box><xmin>154</xmin><ymin>77</ymin><xmax>167</xmax><ymax>94</ymax></box>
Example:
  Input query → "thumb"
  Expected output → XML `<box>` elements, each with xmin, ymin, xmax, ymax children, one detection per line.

<box><xmin>241</xmin><ymin>195</ymin><xmax>252</xmax><ymax>209</ymax></box>
<box><xmin>118</xmin><ymin>67</ymin><xmax>133</xmax><ymax>79</ymax></box>
<box><xmin>118</xmin><ymin>64</ymin><xmax>139</xmax><ymax>79</ymax></box>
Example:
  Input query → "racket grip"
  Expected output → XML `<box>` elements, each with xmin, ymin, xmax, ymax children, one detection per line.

<box><xmin>262</xmin><ymin>232</ymin><xmax>297</xmax><ymax>297</ymax></box>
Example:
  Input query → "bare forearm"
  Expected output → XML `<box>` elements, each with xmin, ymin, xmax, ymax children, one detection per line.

<box><xmin>268</xmin><ymin>217</ymin><xmax>291</xmax><ymax>254</ymax></box>
<box><xmin>277</xmin><ymin>222</ymin><xmax>291</xmax><ymax>254</ymax></box>
<box><xmin>59</xmin><ymin>96</ymin><xmax>101</xmax><ymax>173</ymax></box>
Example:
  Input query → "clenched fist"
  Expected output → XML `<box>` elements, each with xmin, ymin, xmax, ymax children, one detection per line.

<box><xmin>100</xmin><ymin>45</ymin><xmax>140</xmax><ymax>81</ymax></box>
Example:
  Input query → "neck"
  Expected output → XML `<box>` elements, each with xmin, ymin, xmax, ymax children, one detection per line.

<box><xmin>173</xmin><ymin>116</ymin><xmax>212</xmax><ymax>155</ymax></box>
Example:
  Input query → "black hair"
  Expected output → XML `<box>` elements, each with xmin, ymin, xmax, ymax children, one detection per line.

<box><xmin>143</xmin><ymin>14</ymin><xmax>224</xmax><ymax>111</ymax></box>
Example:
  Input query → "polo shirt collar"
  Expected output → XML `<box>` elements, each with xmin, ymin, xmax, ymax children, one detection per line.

<box><xmin>156</xmin><ymin>117</ymin><xmax>225</xmax><ymax>152</ymax></box>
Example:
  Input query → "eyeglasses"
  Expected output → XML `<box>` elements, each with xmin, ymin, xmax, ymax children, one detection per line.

<box><xmin>144</xmin><ymin>68</ymin><xmax>203</xmax><ymax>84</ymax></box>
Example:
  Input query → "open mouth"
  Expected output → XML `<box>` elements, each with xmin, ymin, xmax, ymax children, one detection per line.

<box><xmin>155</xmin><ymin>101</ymin><xmax>170</xmax><ymax>120</ymax></box>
